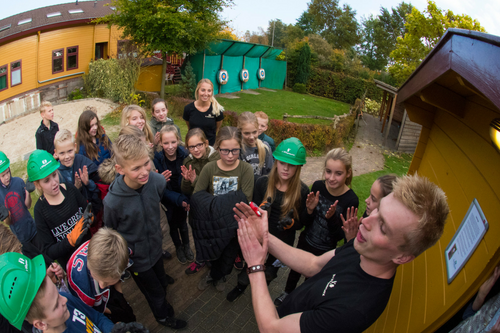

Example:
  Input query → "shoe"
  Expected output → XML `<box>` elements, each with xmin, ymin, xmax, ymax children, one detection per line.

<box><xmin>166</xmin><ymin>274</ymin><xmax>175</xmax><ymax>285</ymax></box>
<box><xmin>157</xmin><ymin>317</ymin><xmax>187</xmax><ymax>330</ymax></box>
<box><xmin>198</xmin><ymin>273</ymin><xmax>213</xmax><ymax>291</ymax></box>
<box><xmin>274</xmin><ymin>292</ymin><xmax>288</xmax><ymax>306</ymax></box>
<box><xmin>234</xmin><ymin>255</ymin><xmax>244</xmax><ymax>270</ymax></box>
<box><xmin>120</xmin><ymin>270</ymin><xmax>131</xmax><ymax>282</ymax></box>
<box><xmin>162</xmin><ymin>250</ymin><xmax>172</xmax><ymax>260</ymax></box>
<box><xmin>214</xmin><ymin>277</ymin><xmax>226</xmax><ymax>292</ymax></box>
<box><xmin>226</xmin><ymin>285</ymin><xmax>245</xmax><ymax>302</ymax></box>
<box><xmin>185</xmin><ymin>261</ymin><xmax>205</xmax><ymax>275</ymax></box>
<box><xmin>176</xmin><ymin>245</ymin><xmax>187</xmax><ymax>264</ymax></box>
<box><xmin>183</xmin><ymin>244</ymin><xmax>195</xmax><ymax>262</ymax></box>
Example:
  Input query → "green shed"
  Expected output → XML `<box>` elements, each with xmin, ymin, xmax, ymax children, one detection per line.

<box><xmin>189</xmin><ymin>39</ymin><xmax>285</xmax><ymax>94</ymax></box>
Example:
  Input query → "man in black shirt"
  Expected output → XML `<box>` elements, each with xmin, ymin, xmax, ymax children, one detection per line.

<box><xmin>235</xmin><ymin>174</ymin><xmax>449</xmax><ymax>333</ymax></box>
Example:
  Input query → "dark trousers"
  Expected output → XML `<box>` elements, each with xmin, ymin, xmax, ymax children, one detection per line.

<box><xmin>131</xmin><ymin>258</ymin><xmax>174</xmax><ymax>321</ymax></box>
<box><xmin>105</xmin><ymin>286</ymin><xmax>136</xmax><ymax>323</ymax></box>
<box><xmin>210</xmin><ymin>237</ymin><xmax>239</xmax><ymax>281</ymax></box>
<box><xmin>284</xmin><ymin>232</ymin><xmax>329</xmax><ymax>293</ymax></box>
<box><xmin>165</xmin><ymin>205</ymin><xmax>189</xmax><ymax>247</ymax></box>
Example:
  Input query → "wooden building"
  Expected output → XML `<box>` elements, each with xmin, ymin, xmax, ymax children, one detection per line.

<box><xmin>375</xmin><ymin>79</ymin><xmax>422</xmax><ymax>153</ymax></box>
<box><xmin>0</xmin><ymin>1</ymin><xmax>183</xmax><ymax>123</ymax></box>
<box><xmin>365</xmin><ymin>28</ymin><xmax>500</xmax><ymax>333</ymax></box>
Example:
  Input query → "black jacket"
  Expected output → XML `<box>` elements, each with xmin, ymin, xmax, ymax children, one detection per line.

<box><xmin>153</xmin><ymin>146</ymin><xmax>190</xmax><ymax>207</ymax></box>
<box><xmin>35</xmin><ymin>120</ymin><xmax>59</xmax><ymax>155</ymax></box>
<box><xmin>190</xmin><ymin>190</ymin><xmax>248</xmax><ymax>262</ymax></box>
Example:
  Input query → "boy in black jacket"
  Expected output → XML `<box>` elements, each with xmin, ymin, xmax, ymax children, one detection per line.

<box><xmin>103</xmin><ymin>134</ymin><xmax>187</xmax><ymax>330</ymax></box>
<box><xmin>35</xmin><ymin>101</ymin><xmax>59</xmax><ymax>155</ymax></box>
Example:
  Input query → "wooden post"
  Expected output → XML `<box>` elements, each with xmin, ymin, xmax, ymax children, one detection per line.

<box><xmin>381</xmin><ymin>95</ymin><xmax>393</xmax><ymax>133</ymax></box>
<box><xmin>379</xmin><ymin>91</ymin><xmax>387</xmax><ymax>120</ymax></box>
<box><xmin>383</xmin><ymin>93</ymin><xmax>398</xmax><ymax>145</ymax></box>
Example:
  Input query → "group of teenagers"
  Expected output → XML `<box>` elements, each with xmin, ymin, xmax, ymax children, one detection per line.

<box><xmin>0</xmin><ymin>78</ymin><xmax>453</xmax><ymax>333</ymax></box>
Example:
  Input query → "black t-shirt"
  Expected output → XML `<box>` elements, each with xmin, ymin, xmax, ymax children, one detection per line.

<box><xmin>278</xmin><ymin>240</ymin><xmax>395</xmax><ymax>333</ymax></box>
<box><xmin>183</xmin><ymin>102</ymin><xmax>224</xmax><ymax>146</ymax></box>
<box><xmin>305</xmin><ymin>180</ymin><xmax>359</xmax><ymax>251</ymax></box>
<box><xmin>165</xmin><ymin>157</ymin><xmax>181</xmax><ymax>193</ymax></box>
<box><xmin>253</xmin><ymin>176</ymin><xmax>312</xmax><ymax>245</ymax></box>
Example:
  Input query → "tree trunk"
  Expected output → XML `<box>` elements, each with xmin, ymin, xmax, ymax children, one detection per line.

<box><xmin>160</xmin><ymin>51</ymin><xmax>167</xmax><ymax>99</ymax></box>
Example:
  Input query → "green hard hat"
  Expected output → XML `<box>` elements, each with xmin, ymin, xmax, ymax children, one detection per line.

<box><xmin>0</xmin><ymin>253</ymin><xmax>46</xmax><ymax>330</ymax></box>
<box><xmin>273</xmin><ymin>137</ymin><xmax>307</xmax><ymax>165</ymax></box>
<box><xmin>0</xmin><ymin>151</ymin><xmax>10</xmax><ymax>174</ymax></box>
<box><xmin>27</xmin><ymin>150</ymin><xmax>60</xmax><ymax>182</ymax></box>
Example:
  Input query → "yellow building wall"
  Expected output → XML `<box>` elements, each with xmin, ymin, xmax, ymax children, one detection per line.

<box><xmin>365</xmin><ymin>97</ymin><xmax>500</xmax><ymax>332</ymax></box>
<box><xmin>38</xmin><ymin>25</ymin><xmax>95</xmax><ymax>83</ymax></box>
<box><xmin>94</xmin><ymin>24</ymin><xmax>110</xmax><ymax>43</ymax></box>
<box><xmin>0</xmin><ymin>35</ymin><xmax>38</xmax><ymax>102</ymax></box>
<box><xmin>135</xmin><ymin>65</ymin><xmax>162</xmax><ymax>92</ymax></box>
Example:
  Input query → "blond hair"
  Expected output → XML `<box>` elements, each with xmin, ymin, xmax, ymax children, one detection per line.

<box><xmin>0</xmin><ymin>224</ymin><xmax>22</xmax><ymax>254</ymax></box>
<box><xmin>98</xmin><ymin>158</ymin><xmax>117</xmax><ymax>184</ymax></box>
<box><xmin>195</xmin><ymin>79</ymin><xmax>224</xmax><ymax>117</ymax></box>
<box><xmin>393</xmin><ymin>174</ymin><xmax>449</xmax><ymax>257</ymax></box>
<box><xmin>238</xmin><ymin>112</ymin><xmax>269</xmax><ymax>170</ymax></box>
<box><xmin>255</xmin><ymin>111</ymin><xmax>269</xmax><ymax>121</ymax></box>
<box><xmin>87</xmin><ymin>228</ymin><xmax>129</xmax><ymax>280</ymax></box>
<box><xmin>160</xmin><ymin>124</ymin><xmax>183</xmax><ymax>146</ymax></box>
<box><xmin>54</xmin><ymin>129</ymin><xmax>75</xmax><ymax>147</ymax></box>
<box><xmin>114</xmin><ymin>134</ymin><xmax>150</xmax><ymax>166</ymax></box>
<box><xmin>119</xmin><ymin>124</ymin><xmax>146</xmax><ymax>139</ymax></box>
<box><xmin>324</xmin><ymin>148</ymin><xmax>353</xmax><ymax>186</ymax></box>
<box><xmin>214</xmin><ymin>126</ymin><xmax>241</xmax><ymax>150</ymax></box>
<box><xmin>264</xmin><ymin>162</ymin><xmax>303</xmax><ymax>220</ymax></box>
<box><xmin>25</xmin><ymin>278</ymin><xmax>48</xmax><ymax>323</ymax></box>
<box><xmin>39</xmin><ymin>101</ymin><xmax>52</xmax><ymax>114</ymax></box>
<box><xmin>121</xmin><ymin>105</ymin><xmax>154</xmax><ymax>143</ymax></box>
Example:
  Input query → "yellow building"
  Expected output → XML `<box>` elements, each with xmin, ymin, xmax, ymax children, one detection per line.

<box><xmin>365</xmin><ymin>28</ymin><xmax>500</xmax><ymax>332</ymax></box>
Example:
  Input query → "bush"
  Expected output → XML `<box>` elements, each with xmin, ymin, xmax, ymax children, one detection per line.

<box><xmin>364</xmin><ymin>98</ymin><xmax>381</xmax><ymax>115</ymax></box>
<box><xmin>221</xmin><ymin>111</ymin><xmax>238</xmax><ymax>127</ymax></box>
<box><xmin>307</xmin><ymin>67</ymin><xmax>381</xmax><ymax>105</ymax></box>
<box><xmin>180</xmin><ymin>61</ymin><xmax>197</xmax><ymax>98</ymax></box>
<box><xmin>83</xmin><ymin>58</ymin><xmax>140</xmax><ymax>104</ymax></box>
<box><xmin>293</xmin><ymin>83</ymin><xmax>307</xmax><ymax>94</ymax></box>
<box><xmin>67</xmin><ymin>88</ymin><xmax>84</xmax><ymax>101</ymax></box>
<box><xmin>166</xmin><ymin>96</ymin><xmax>194</xmax><ymax>118</ymax></box>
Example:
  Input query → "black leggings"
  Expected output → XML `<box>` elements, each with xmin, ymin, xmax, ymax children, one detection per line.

<box><xmin>165</xmin><ymin>205</ymin><xmax>189</xmax><ymax>247</ymax></box>
<box><xmin>284</xmin><ymin>232</ymin><xmax>329</xmax><ymax>293</ymax></box>
<box><xmin>210</xmin><ymin>237</ymin><xmax>239</xmax><ymax>281</ymax></box>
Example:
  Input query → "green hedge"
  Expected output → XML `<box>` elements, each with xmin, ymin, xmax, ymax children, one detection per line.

<box><xmin>306</xmin><ymin>68</ymin><xmax>382</xmax><ymax>105</ymax></box>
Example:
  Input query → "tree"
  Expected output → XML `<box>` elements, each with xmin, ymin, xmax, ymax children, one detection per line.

<box><xmin>295</xmin><ymin>42</ymin><xmax>311</xmax><ymax>84</ymax></box>
<box><xmin>180</xmin><ymin>61</ymin><xmax>197</xmax><ymax>98</ymax></box>
<box><xmin>296</xmin><ymin>10</ymin><xmax>318</xmax><ymax>35</ymax></box>
<box><xmin>358</xmin><ymin>15</ymin><xmax>386</xmax><ymax>70</ymax></box>
<box><xmin>307</xmin><ymin>34</ymin><xmax>333</xmax><ymax>66</ymax></box>
<box><xmin>245</xmin><ymin>28</ymin><xmax>269</xmax><ymax>45</ymax></box>
<box><xmin>389</xmin><ymin>0</ymin><xmax>485</xmax><ymax>85</ymax></box>
<box><xmin>266</xmin><ymin>19</ymin><xmax>288</xmax><ymax>48</ymax></box>
<box><xmin>218</xmin><ymin>26</ymin><xmax>241</xmax><ymax>41</ymax></box>
<box><xmin>100</xmin><ymin>0</ymin><xmax>232</xmax><ymax>99</ymax></box>
<box><xmin>308</xmin><ymin>0</ymin><xmax>360</xmax><ymax>49</ymax></box>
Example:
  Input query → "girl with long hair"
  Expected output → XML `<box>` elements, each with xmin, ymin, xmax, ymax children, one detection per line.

<box><xmin>76</xmin><ymin>108</ymin><xmax>112</xmax><ymax>166</ymax></box>
<box><xmin>121</xmin><ymin>105</ymin><xmax>154</xmax><ymax>145</ymax></box>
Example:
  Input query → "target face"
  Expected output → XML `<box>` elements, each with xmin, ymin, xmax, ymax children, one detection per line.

<box><xmin>240</xmin><ymin>69</ymin><xmax>249</xmax><ymax>82</ymax></box>
<box><xmin>218</xmin><ymin>70</ymin><xmax>228</xmax><ymax>85</ymax></box>
<box><xmin>258</xmin><ymin>68</ymin><xmax>265</xmax><ymax>80</ymax></box>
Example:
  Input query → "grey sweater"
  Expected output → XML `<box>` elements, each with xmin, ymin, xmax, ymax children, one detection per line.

<box><xmin>103</xmin><ymin>172</ymin><xmax>166</xmax><ymax>272</ymax></box>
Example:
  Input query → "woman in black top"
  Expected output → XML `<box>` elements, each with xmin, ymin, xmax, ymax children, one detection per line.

<box><xmin>183</xmin><ymin>79</ymin><xmax>224</xmax><ymax>146</ymax></box>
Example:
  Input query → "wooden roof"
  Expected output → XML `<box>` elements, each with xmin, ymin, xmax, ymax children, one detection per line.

<box><xmin>0</xmin><ymin>0</ymin><xmax>112</xmax><ymax>46</ymax></box>
<box><xmin>397</xmin><ymin>28</ymin><xmax>500</xmax><ymax>114</ymax></box>
<box><xmin>374</xmin><ymin>79</ymin><xmax>397</xmax><ymax>95</ymax></box>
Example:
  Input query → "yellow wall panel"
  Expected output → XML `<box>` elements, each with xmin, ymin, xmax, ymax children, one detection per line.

<box><xmin>38</xmin><ymin>25</ymin><xmax>95</xmax><ymax>82</ymax></box>
<box><xmin>0</xmin><ymin>35</ymin><xmax>38</xmax><ymax>101</ymax></box>
<box><xmin>94</xmin><ymin>24</ymin><xmax>110</xmax><ymax>43</ymax></box>
<box><xmin>109</xmin><ymin>26</ymin><xmax>125</xmax><ymax>58</ymax></box>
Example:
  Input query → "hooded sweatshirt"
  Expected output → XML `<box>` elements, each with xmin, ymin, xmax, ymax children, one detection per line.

<box><xmin>149</xmin><ymin>116</ymin><xmax>181</xmax><ymax>138</ymax></box>
<box><xmin>103</xmin><ymin>171</ymin><xmax>166</xmax><ymax>272</ymax></box>
<box><xmin>181</xmin><ymin>146</ymin><xmax>220</xmax><ymax>196</ymax></box>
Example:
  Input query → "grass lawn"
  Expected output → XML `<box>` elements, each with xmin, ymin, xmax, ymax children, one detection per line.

<box><xmin>218</xmin><ymin>90</ymin><xmax>351</xmax><ymax>125</ymax></box>
<box><xmin>351</xmin><ymin>153</ymin><xmax>413</xmax><ymax>215</ymax></box>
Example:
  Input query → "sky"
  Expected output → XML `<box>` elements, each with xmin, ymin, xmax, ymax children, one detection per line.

<box><xmin>2</xmin><ymin>0</ymin><xmax>499</xmax><ymax>37</ymax></box>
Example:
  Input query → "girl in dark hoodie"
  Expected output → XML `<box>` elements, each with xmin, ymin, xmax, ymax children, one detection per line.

<box><xmin>153</xmin><ymin>125</ymin><xmax>193</xmax><ymax>264</ymax></box>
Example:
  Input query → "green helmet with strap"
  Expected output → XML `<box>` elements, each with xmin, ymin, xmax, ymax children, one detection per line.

<box><xmin>0</xmin><ymin>253</ymin><xmax>46</xmax><ymax>330</ymax></box>
<box><xmin>273</xmin><ymin>137</ymin><xmax>307</xmax><ymax>165</ymax></box>
<box><xmin>0</xmin><ymin>151</ymin><xmax>10</xmax><ymax>174</ymax></box>
<box><xmin>27</xmin><ymin>150</ymin><xmax>60</xmax><ymax>182</ymax></box>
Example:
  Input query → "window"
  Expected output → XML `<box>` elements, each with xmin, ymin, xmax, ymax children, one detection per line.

<box><xmin>67</xmin><ymin>46</ymin><xmax>78</xmax><ymax>70</ymax></box>
<box><xmin>10</xmin><ymin>60</ymin><xmax>21</xmax><ymax>86</ymax></box>
<box><xmin>68</xmin><ymin>9</ymin><xmax>83</xmax><ymax>14</ymax></box>
<box><xmin>47</xmin><ymin>12</ymin><xmax>61</xmax><ymax>18</ymax></box>
<box><xmin>52</xmin><ymin>49</ymin><xmax>64</xmax><ymax>74</ymax></box>
<box><xmin>117</xmin><ymin>40</ymin><xmax>137</xmax><ymax>59</ymax></box>
<box><xmin>0</xmin><ymin>65</ymin><xmax>7</xmax><ymax>92</ymax></box>
<box><xmin>18</xmin><ymin>18</ymin><xmax>32</xmax><ymax>25</ymax></box>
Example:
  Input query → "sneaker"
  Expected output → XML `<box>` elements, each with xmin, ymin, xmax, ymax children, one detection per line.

<box><xmin>185</xmin><ymin>261</ymin><xmax>205</xmax><ymax>275</ymax></box>
<box><xmin>234</xmin><ymin>255</ymin><xmax>244</xmax><ymax>270</ymax></box>
<box><xmin>157</xmin><ymin>317</ymin><xmax>187</xmax><ymax>330</ymax></box>
<box><xmin>226</xmin><ymin>285</ymin><xmax>245</xmax><ymax>302</ymax></box>
<box><xmin>214</xmin><ymin>277</ymin><xmax>226</xmax><ymax>292</ymax></box>
<box><xmin>162</xmin><ymin>250</ymin><xmax>172</xmax><ymax>260</ymax></box>
<box><xmin>176</xmin><ymin>245</ymin><xmax>187</xmax><ymax>264</ymax></box>
<box><xmin>120</xmin><ymin>270</ymin><xmax>131</xmax><ymax>282</ymax></box>
<box><xmin>274</xmin><ymin>292</ymin><xmax>288</xmax><ymax>306</ymax></box>
<box><xmin>183</xmin><ymin>244</ymin><xmax>195</xmax><ymax>262</ymax></box>
<box><xmin>198</xmin><ymin>273</ymin><xmax>213</xmax><ymax>291</ymax></box>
